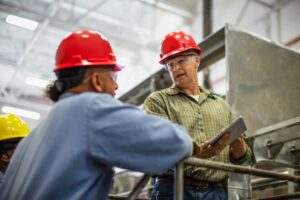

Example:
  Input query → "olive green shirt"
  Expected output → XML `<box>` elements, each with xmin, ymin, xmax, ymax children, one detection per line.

<box><xmin>144</xmin><ymin>86</ymin><xmax>252</xmax><ymax>182</ymax></box>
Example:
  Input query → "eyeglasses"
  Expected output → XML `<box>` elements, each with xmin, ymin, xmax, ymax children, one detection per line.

<box><xmin>164</xmin><ymin>54</ymin><xmax>196</xmax><ymax>71</ymax></box>
<box><xmin>83</xmin><ymin>71</ymin><xmax>118</xmax><ymax>83</ymax></box>
<box><xmin>110</xmin><ymin>71</ymin><xmax>117</xmax><ymax>81</ymax></box>
<box><xmin>101</xmin><ymin>71</ymin><xmax>118</xmax><ymax>81</ymax></box>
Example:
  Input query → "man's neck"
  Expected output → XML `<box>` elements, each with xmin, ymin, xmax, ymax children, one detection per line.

<box><xmin>177</xmin><ymin>84</ymin><xmax>200</xmax><ymax>96</ymax></box>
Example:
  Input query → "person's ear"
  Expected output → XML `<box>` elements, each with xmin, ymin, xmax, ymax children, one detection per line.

<box><xmin>0</xmin><ymin>152</ymin><xmax>11</xmax><ymax>164</ymax></box>
<box><xmin>90</xmin><ymin>73</ymin><xmax>104</xmax><ymax>92</ymax></box>
<box><xmin>194</xmin><ymin>56</ymin><xmax>200</xmax><ymax>70</ymax></box>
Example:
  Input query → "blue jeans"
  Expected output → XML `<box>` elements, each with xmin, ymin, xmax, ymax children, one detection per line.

<box><xmin>151</xmin><ymin>181</ymin><xmax>227</xmax><ymax>200</ymax></box>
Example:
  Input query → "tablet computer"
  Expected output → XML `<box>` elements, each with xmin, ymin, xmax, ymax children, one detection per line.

<box><xmin>208</xmin><ymin>116</ymin><xmax>247</xmax><ymax>146</ymax></box>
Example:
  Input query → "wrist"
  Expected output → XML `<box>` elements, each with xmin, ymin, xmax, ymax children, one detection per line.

<box><xmin>230</xmin><ymin>141</ymin><xmax>247</xmax><ymax>160</ymax></box>
<box><xmin>192</xmin><ymin>140</ymin><xmax>201</xmax><ymax>157</ymax></box>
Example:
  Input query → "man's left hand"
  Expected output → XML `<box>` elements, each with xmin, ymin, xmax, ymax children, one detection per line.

<box><xmin>230</xmin><ymin>136</ymin><xmax>247</xmax><ymax>160</ymax></box>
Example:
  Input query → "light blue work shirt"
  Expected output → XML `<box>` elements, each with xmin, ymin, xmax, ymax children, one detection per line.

<box><xmin>0</xmin><ymin>92</ymin><xmax>192</xmax><ymax>200</ymax></box>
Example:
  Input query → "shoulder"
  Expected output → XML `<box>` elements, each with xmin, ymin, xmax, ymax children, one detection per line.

<box><xmin>147</xmin><ymin>86</ymin><xmax>179</xmax><ymax>99</ymax></box>
<box><xmin>145</xmin><ymin>88</ymin><xmax>169</xmax><ymax>102</ymax></box>
<box><xmin>203</xmin><ymin>90</ymin><xmax>231</xmax><ymax>110</ymax></box>
<box><xmin>149</xmin><ymin>88</ymin><xmax>170</xmax><ymax>97</ymax></box>
<box><xmin>60</xmin><ymin>92</ymin><xmax>122</xmax><ymax>111</ymax></box>
<box><xmin>79</xmin><ymin>92</ymin><xmax>120</xmax><ymax>103</ymax></box>
<box><xmin>210</xmin><ymin>92</ymin><xmax>226</xmax><ymax>102</ymax></box>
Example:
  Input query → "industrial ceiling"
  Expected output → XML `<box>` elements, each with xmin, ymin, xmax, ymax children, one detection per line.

<box><xmin>0</xmin><ymin>0</ymin><xmax>299</xmax><ymax>128</ymax></box>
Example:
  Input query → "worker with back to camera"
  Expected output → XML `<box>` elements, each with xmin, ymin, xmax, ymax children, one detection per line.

<box><xmin>144</xmin><ymin>31</ymin><xmax>253</xmax><ymax>200</ymax></box>
<box><xmin>0</xmin><ymin>30</ymin><xmax>194</xmax><ymax>200</ymax></box>
<box><xmin>0</xmin><ymin>114</ymin><xmax>30</xmax><ymax>185</ymax></box>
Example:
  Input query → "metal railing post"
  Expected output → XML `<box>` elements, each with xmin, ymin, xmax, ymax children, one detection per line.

<box><xmin>174</xmin><ymin>161</ymin><xmax>184</xmax><ymax>200</ymax></box>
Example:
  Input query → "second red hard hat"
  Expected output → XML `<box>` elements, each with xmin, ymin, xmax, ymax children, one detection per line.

<box><xmin>159</xmin><ymin>31</ymin><xmax>201</xmax><ymax>64</ymax></box>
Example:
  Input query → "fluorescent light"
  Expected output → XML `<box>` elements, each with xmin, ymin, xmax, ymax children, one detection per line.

<box><xmin>5</xmin><ymin>15</ymin><xmax>39</xmax><ymax>31</ymax></box>
<box><xmin>25</xmin><ymin>77</ymin><xmax>49</xmax><ymax>88</ymax></box>
<box><xmin>1</xmin><ymin>106</ymin><xmax>40</xmax><ymax>120</ymax></box>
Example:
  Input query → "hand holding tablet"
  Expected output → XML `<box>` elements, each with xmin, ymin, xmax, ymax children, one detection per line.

<box><xmin>208</xmin><ymin>116</ymin><xmax>247</xmax><ymax>146</ymax></box>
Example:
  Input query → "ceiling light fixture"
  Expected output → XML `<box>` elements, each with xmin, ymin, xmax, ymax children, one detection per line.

<box><xmin>1</xmin><ymin>106</ymin><xmax>41</xmax><ymax>120</ymax></box>
<box><xmin>25</xmin><ymin>77</ymin><xmax>49</xmax><ymax>88</ymax></box>
<box><xmin>5</xmin><ymin>15</ymin><xmax>39</xmax><ymax>31</ymax></box>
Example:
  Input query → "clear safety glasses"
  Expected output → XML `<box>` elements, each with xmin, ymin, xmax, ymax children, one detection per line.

<box><xmin>164</xmin><ymin>54</ymin><xmax>196</xmax><ymax>72</ymax></box>
<box><xmin>83</xmin><ymin>71</ymin><xmax>117</xmax><ymax>83</ymax></box>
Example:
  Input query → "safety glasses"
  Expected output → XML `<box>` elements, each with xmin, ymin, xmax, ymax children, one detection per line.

<box><xmin>83</xmin><ymin>71</ymin><xmax>118</xmax><ymax>83</ymax></box>
<box><xmin>164</xmin><ymin>54</ymin><xmax>196</xmax><ymax>72</ymax></box>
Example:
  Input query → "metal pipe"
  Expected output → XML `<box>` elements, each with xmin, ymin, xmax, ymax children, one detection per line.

<box><xmin>203</xmin><ymin>0</ymin><xmax>213</xmax><ymax>90</ymax></box>
<box><xmin>174</xmin><ymin>161</ymin><xmax>184</xmax><ymax>200</ymax></box>
<box><xmin>184</xmin><ymin>158</ymin><xmax>300</xmax><ymax>183</ymax></box>
<box><xmin>203</xmin><ymin>0</ymin><xmax>212</xmax><ymax>37</ymax></box>
<box><xmin>248</xmin><ymin>116</ymin><xmax>300</xmax><ymax>138</ymax></box>
<box><xmin>126</xmin><ymin>174</ymin><xmax>151</xmax><ymax>200</ymax></box>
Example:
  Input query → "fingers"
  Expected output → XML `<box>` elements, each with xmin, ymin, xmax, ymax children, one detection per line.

<box><xmin>231</xmin><ymin>136</ymin><xmax>244</xmax><ymax>146</ymax></box>
<box><xmin>198</xmin><ymin>141</ymin><xmax>213</xmax><ymax>159</ymax></box>
<box><xmin>197</xmin><ymin>132</ymin><xmax>234</xmax><ymax>159</ymax></box>
<box><xmin>216</xmin><ymin>133</ymin><xmax>229</xmax><ymax>147</ymax></box>
<box><xmin>202</xmin><ymin>141</ymin><xmax>210</xmax><ymax>148</ymax></box>
<box><xmin>198</xmin><ymin>139</ymin><xmax>227</xmax><ymax>158</ymax></box>
<box><xmin>212</xmin><ymin>133</ymin><xmax>229</xmax><ymax>155</ymax></box>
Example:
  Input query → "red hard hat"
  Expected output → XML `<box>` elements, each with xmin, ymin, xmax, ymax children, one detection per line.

<box><xmin>54</xmin><ymin>30</ymin><xmax>123</xmax><ymax>71</ymax></box>
<box><xmin>159</xmin><ymin>31</ymin><xmax>202</xmax><ymax>64</ymax></box>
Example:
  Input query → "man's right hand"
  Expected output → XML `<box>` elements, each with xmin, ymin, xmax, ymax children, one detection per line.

<box><xmin>196</xmin><ymin>133</ymin><xmax>230</xmax><ymax>159</ymax></box>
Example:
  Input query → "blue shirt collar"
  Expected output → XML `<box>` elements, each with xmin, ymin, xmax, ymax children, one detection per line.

<box><xmin>58</xmin><ymin>92</ymin><xmax>76</xmax><ymax>101</ymax></box>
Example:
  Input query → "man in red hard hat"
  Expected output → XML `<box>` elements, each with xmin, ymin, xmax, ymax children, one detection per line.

<box><xmin>0</xmin><ymin>30</ymin><xmax>194</xmax><ymax>200</ymax></box>
<box><xmin>144</xmin><ymin>31</ymin><xmax>252</xmax><ymax>199</ymax></box>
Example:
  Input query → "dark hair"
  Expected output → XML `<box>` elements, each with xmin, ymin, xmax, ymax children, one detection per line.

<box><xmin>46</xmin><ymin>67</ymin><xmax>88</xmax><ymax>102</ymax></box>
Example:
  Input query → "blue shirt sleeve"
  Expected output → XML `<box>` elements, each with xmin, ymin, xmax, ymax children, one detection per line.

<box><xmin>87</xmin><ymin>95</ymin><xmax>193</xmax><ymax>175</ymax></box>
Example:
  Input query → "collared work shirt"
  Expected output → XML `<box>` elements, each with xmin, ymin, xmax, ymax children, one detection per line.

<box><xmin>0</xmin><ymin>92</ymin><xmax>193</xmax><ymax>200</ymax></box>
<box><xmin>144</xmin><ymin>86</ymin><xmax>252</xmax><ymax>182</ymax></box>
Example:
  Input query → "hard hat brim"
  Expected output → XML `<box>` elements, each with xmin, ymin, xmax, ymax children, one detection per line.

<box><xmin>159</xmin><ymin>47</ymin><xmax>201</xmax><ymax>64</ymax></box>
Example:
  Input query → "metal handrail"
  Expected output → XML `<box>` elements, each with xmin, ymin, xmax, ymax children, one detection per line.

<box><xmin>109</xmin><ymin>157</ymin><xmax>300</xmax><ymax>200</ymax></box>
<box><xmin>184</xmin><ymin>158</ymin><xmax>300</xmax><ymax>182</ymax></box>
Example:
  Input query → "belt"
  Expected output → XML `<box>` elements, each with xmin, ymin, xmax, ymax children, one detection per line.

<box><xmin>156</xmin><ymin>175</ymin><xmax>227</xmax><ymax>189</ymax></box>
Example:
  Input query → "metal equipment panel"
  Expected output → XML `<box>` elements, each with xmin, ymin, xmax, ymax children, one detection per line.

<box><xmin>225</xmin><ymin>24</ymin><xmax>300</xmax><ymax>136</ymax></box>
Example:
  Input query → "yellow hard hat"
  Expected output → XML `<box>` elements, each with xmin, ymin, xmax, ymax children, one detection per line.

<box><xmin>0</xmin><ymin>114</ymin><xmax>30</xmax><ymax>142</ymax></box>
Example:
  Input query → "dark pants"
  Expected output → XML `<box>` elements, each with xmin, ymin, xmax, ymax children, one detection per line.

<box><xmin>151</xmin><ymin>181</ymin><xmax>227</xmax><ymax>200</ymax></box>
